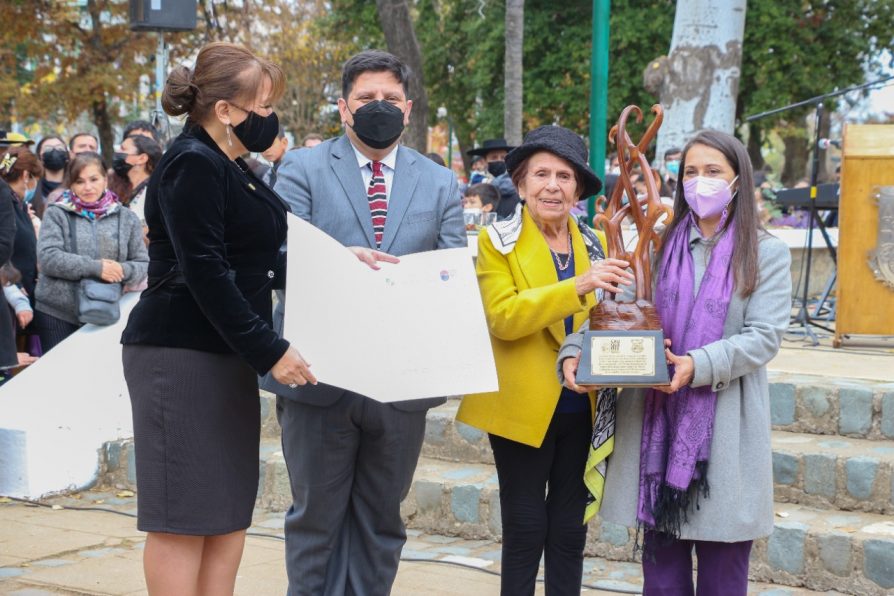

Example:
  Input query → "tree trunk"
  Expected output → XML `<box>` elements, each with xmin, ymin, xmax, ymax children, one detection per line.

<box><xmin>747</xmin><ymin>121</ymin><xmax>765</xmax><ymax>172</ymax></box>
<box><xmin>92</xmin><ymin>98</ymin><xmax>114</xmax><ymax>165</ymax></box>
<box><xmin>375</xmin><ymin>0</ymin><xmax>429</xmax><ymax>152</ymax></box>
<box><xmin>504</xmin><ymin>0</ymin><xmax>524</xmax><ymax>146</ymax></box>
<box><xmin>780</xmin><ymin>126</ymin><xmax>809</xmax><ymax>187</ymax></box>
<box><xmin>653</xmin><ymin>0</ymin><xmax>747</xmax><ymax>161</ymax></box>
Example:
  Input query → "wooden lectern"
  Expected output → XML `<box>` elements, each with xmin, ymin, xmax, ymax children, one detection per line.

<box><xmin>834</xmin><ymin>124</ymin><xmax>894</xmax><ymax>347</ymax></box>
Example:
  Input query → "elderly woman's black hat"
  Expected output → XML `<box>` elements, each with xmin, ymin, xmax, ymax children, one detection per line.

<box><xmin>505</xmin><ymin>125</ymin><xmax>602</xmax><ymax>197</ymax></box>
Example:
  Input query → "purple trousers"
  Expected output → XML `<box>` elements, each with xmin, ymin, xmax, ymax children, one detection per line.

<box><xmin>642</xmin><ymin>533</ymin><xmax>753</xmax><ymax>596</ymax></box>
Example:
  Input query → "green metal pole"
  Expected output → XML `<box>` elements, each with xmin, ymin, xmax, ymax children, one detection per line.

<box><xmin>588</xmin><ymin>0</ymin><xmax>610</xmax><ymax>223</ymax></box>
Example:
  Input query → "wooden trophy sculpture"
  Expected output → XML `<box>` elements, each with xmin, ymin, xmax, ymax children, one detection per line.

<box><xmin>576</xmin><ymin>104</ymin><xmax>673</xmax><ymax>387</ymax></box>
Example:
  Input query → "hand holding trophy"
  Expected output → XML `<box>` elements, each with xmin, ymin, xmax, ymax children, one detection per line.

<box><xmin>576</xmin><ymin>104</ymin><xmax>674</xmax><ymax>387</ymax></box>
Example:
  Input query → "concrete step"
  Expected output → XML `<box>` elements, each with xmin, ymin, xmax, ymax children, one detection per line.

<box><xmin>422</xmin><ymin>399</ymin><xmax>493</xmax><ymax>465</ymax></box>
<box><xmin>398</xmin><ymin>458</ymin><xmax>894</xmax><ymax>595</ymax></box>
<box><xmin>422</xmin><ymin>404</ymin><xmax>894</xmax><ymax>515</ymax></box>
<box><xmin>772</xmin><ymin>431</ymin><xmax>894</xmax><ymax>515</ymax></box>
<box><xmin>260</xmin><ymin>390</ymin><xmax>280</xmax><ymax>439</ymax></box>
<box><xmin>96</xmin><ymin>438</ymin><xmax>894</xmax><ymax>595</ymax></box>
<box><xmin>768</xmin><ymin>372</ymin><xmax>894</xmax><ymax>440</ymax></box>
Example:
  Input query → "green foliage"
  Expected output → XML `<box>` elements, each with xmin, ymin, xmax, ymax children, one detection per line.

<box><xmin>740</xmin><ymin>0</ymin><xmax>894</xmax><ymax>124</ymax></box>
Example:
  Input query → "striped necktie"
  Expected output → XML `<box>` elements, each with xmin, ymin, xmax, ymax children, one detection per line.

<box><xmin>367</xmin><ymin>160</ymin><xmax>387</xmax><ymax>248</ymax></box>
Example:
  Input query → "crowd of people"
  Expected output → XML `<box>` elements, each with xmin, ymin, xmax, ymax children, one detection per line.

<box><xmin>0</xmin><ymin>124</ymin><xmax>161</xmax><ymax>378</ymax></box>
<box><xmin>0</xmin><ymin>111</ymin><xmax>329</xmax><ymax>385</ymax></box>
<box><xmin>0</xmin><ymin>40</ymin><xmax>792</xmax><ymax>596</ymax></box>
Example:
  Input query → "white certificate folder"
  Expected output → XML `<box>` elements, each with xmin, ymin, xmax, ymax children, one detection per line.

<box><xmin>283</xmin><ymin>214</ymin><xmax>498</xmax><ymax>403</ymax></box>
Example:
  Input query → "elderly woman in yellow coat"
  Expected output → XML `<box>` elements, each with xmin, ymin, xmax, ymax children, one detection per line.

<box><xmin>457</xmin><ymin>125</ymin><xmax>633</xmax><ymax>596</ymax></box>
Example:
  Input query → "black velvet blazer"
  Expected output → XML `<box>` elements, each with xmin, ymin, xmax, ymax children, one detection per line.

<box><xmin>121</xmin><ymin>123</ymin><xmax>290</xmax><ymax>375</ymax></box>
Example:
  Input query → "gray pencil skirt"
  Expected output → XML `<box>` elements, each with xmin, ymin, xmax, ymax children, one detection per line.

<box><xmin>122</xmin><ymin>344</ymin><xmax>260</xmax><ymax>535</ymax></box>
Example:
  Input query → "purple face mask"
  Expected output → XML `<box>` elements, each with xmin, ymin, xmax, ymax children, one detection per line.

<box><xmin>682</xmin><ymin>175</ymin><xmax>738</xmax><ymax>219</ymax></box>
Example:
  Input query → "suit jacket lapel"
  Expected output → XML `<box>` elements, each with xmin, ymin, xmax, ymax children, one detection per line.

<box><xmin>380</xmin><ymin>145</ymin><xmax>419</xmax><ymax>253</ymax></box>
<box><xmin>330</xmin><ymin>135</ymin><xmax>376</xmax><ymax>248</ymax></box>
<box><xmin>514</xmin><ymin>208</ymin><xmax>568</xmax><ymax>347</ymax></box>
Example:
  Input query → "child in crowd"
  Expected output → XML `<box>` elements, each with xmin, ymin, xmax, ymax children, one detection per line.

<box><xmin>1</xmin><ymin>263</ymin><xmax>38</xmax><ymax>383</ymax></box>
<box><xmin>3</xmin><ymin>264</ymin><xmax>33</xmax><ymax>331</ymax></box>
<box><xmin>463</xmin><ymin>183</ymin><xmax>501</xmax><ymax>214</ymax></box>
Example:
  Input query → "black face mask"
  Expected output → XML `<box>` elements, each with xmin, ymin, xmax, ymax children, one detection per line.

<box><xmin>41</xmin><ymin>148</ymin><xmax>69</xmax><ymax>172</ymax></box>
<box><xmin>112</xmin><ymin>152</ymin><xmax>133</xmax><ymax>177</ymax></box>
<box><xmin>349</xmin><ymin>100</ymin><xmax>405</xmax><ymax>149</ymax></box>
<box><xmin>232</xmin><ymin>109</ymin><xmax>281</xmax><ymax>153</ymax></box>
<box><xmin>487</xmin><ymin>160</ymin><xmax>507</xmax><ymax>177</ymax></box>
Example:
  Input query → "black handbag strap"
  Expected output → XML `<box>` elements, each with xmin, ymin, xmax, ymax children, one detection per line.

<box><xmin>67</xmin><ymin>212</ymin><xmax>79</xmax><ymax>254</ymax></box>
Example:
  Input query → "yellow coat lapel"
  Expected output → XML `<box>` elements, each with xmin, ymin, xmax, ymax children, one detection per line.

<box><xmin>513</xmin><ymin>209</ymin><xmax>593</xmax><ymax>347</ymax></box>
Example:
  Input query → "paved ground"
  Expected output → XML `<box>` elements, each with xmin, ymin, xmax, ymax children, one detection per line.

<box><xmin>2</xmin><ymin>338</ymin><xmax>887</xmax><ymax>595</ymax></box>
<box><xmin>773</xmin><ymin>336</ymin><xmax>894</xmax><ymax>382</ymax></box>
<box><xmin>0</xmin><ymin>492</ymin><xmax>843</xmax><ymax>596</ymax></box>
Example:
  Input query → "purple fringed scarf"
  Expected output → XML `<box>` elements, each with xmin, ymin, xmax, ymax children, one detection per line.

<box><xmin>637</xmin><ymin>212</ymin><xmax>736</xmax><ymax>538</ymax></box>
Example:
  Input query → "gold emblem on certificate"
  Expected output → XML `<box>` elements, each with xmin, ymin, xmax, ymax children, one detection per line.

<box><xmin>576</xmin><ymin>104</ymin><xmax>672</xmax><ymax>387</ymax></box>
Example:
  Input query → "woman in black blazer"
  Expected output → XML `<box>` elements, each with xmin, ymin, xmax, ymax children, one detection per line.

<box><xmin>121</xmin><ymin>42</ymin><xmax>315</xmax><ymax>595</ymax></box>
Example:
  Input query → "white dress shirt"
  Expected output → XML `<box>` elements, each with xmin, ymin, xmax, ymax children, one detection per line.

<box><xmin>350</xmin><ymin>141</ymin><xmax>398</xmax><ymax>204</ymax></box>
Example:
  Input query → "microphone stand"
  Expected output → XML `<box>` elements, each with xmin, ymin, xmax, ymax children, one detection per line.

<box><xmin>745</xmin><ymin>75</ymin><xmax>894</xmax><ymax>345</ymax></box>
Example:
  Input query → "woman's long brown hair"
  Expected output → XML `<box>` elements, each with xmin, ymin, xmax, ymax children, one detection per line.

<box><xmin>660</xmin><ymin>130</ymin><xmax>762</xmax><ymax>297</ymax></box>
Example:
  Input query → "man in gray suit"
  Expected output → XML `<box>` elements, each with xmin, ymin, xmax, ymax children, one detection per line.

<box><xmin>268</xmin><ymin>50</ymin><xmax>465</xmax><ymax>595</ymax></box>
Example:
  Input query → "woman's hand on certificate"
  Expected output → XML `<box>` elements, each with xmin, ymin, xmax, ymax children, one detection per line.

<box><xmin>349</xmin><ymin>247</ymin><xmax>400</xmax><ymax>271</ymax></box>
<box><xmin>575</xmin><ymin>258</ymin><xmax>634</xmax><ymax>295</ymax></box>
<box><xmin>562</xmin><ymin>352</ymin><xmax>593</xmax><ymax>394</ymax></box>
<box><xmin>272</xmin><ymin>346</ymin><xmax>317</xmax><ymax>387</ymax></box>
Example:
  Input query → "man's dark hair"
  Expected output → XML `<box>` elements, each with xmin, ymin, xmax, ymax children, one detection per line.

<box><xmin>68</xmin><ymin>132</ymin><xmax>98</xmax><ymax>150</ymax></box>
<box><xmin>426</xmin><ymin>152</ymin><xmax>446</xmax><ymax>167</ymax></box>
<box><xmin>465</xmin><ymin>183</ymin><xmax>501</xmax><ymax>209</ymax></box>
<box><xmin>276</xmin><ymin>125</ymin><xmax>286</xmax><ymax>140</ymax></box>
<box><xmin>664</xmin><ymin>147</ymin><xmax>682</xmax><ymax>160</ymax></box>
<box><xmin>122</xmin><ymin>120</ymin><xmax>160</xmax><ymax>143</ymax></box>
<box><xmin>342</xmin><ymin>50</ymin><xmax>411</xmax><ymax>99</ymax></box>
<box><xmin>302</xmin><ymin>132</ymin><xmax>324</xmax><ymax>146</ymax></box>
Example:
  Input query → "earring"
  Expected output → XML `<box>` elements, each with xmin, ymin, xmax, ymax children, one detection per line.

<box><xmin>226</xmin><ymin>125</ymin><xmax>233</xmax><ymax>147</ymax></box>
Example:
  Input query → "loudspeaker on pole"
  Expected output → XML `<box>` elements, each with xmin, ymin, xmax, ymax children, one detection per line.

<box><xmin>129</xmin><ymin>0</ymin><xmax>197</xmax><ymax>32</ymax></box>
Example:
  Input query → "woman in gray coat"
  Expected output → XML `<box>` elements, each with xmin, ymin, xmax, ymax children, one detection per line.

<box><xmin>560</xmin><ymin>130</ymin><xmax>791</xmax><ymax>595</ymax></box>
<box><xmin>35</xmin><ymin>152</ymin><xmax>148</xmax><ymax>351</ymax></box>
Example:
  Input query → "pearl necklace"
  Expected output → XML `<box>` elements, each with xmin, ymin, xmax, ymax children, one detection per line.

<box><xmin>550</xmin><ymin>232</ymin><xmax>573</xmax><ymax>271</ymax></box>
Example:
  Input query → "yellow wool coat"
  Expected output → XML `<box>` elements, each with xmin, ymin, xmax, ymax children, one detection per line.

<box><xmin>456</xmin><ymin>208</ymin><xmax>604</xmax><ymax>448</ymax></box>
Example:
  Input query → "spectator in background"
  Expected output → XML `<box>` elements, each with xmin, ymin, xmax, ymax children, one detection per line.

<box><xmin>0</xmin><ymin>265</ymin><xmax>37</xmax><ymax>380</ymax></box>
<box><xmin>0</xmin><ymin>131</ymin><xmax>35</xmax><ymax>150</ymax></box>
<box><xmin>663</xmin><ymin>146</ymin><xmax>682</xmax><ymax>196</ymax></box>
<box><xmin>467</xmin><ymin>137</ymin><xmax>521</xmax><ymax>219</ymax></box>
<box><xmin>261</xmin><ymin>125</ymin><xmax>289</xmax><ymax>188</ymax></box>
<box><xmin>463</xmin><ymin>182</ymin><xmax>500</xmax><ymax>214</ymax></box>
<box><xmin>0</xmin><ymin>148</ymin><xmax>41</xmax><ymax>307</ymax></box>
<box><xmin>122</xmin><ymin>120</ymin><xmax>160</xmax><ymax>144</ymax></box>
<box><xmin>68</xmin><ymin>132</ymin><xmax>98</xmax><ymax>156</ymax></box>
<box><xmin>426</xmin><ymin>152</ymin><xmax>446</xmax><ymax>167</ymax></box>
<box><xmin>35</xmin><ymin>152</ymin><xmax>147</xmax><ymax>351</ymax></box>
<box><xmin>0</xmin><ymin>165</ymin><xmax>26</xmax><ymax>371</ymax></box>
<box><xmin>301</xmin><ymin>132</ymin><xmax>324</xmax><ymax>148</ymax></box>
<box><xmin>114</xmin><ymin>134</ymin><xmax>162</xmax><ymax>229</ymax></box>
<box><xmin>469</xmin><ymin>155</ymin><xmax>487</xmax><ymax>185</ymax></box>
<box><xmin>32</xmin><ymin>135</ymin><xmax>69</xmax><ymax>218</ymax></box>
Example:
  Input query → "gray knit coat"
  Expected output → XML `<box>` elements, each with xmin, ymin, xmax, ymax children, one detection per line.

<box><xmin>35</xmin><ymin>203</ymin><xmax>148</xmax><ymax>324</ymax></box>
